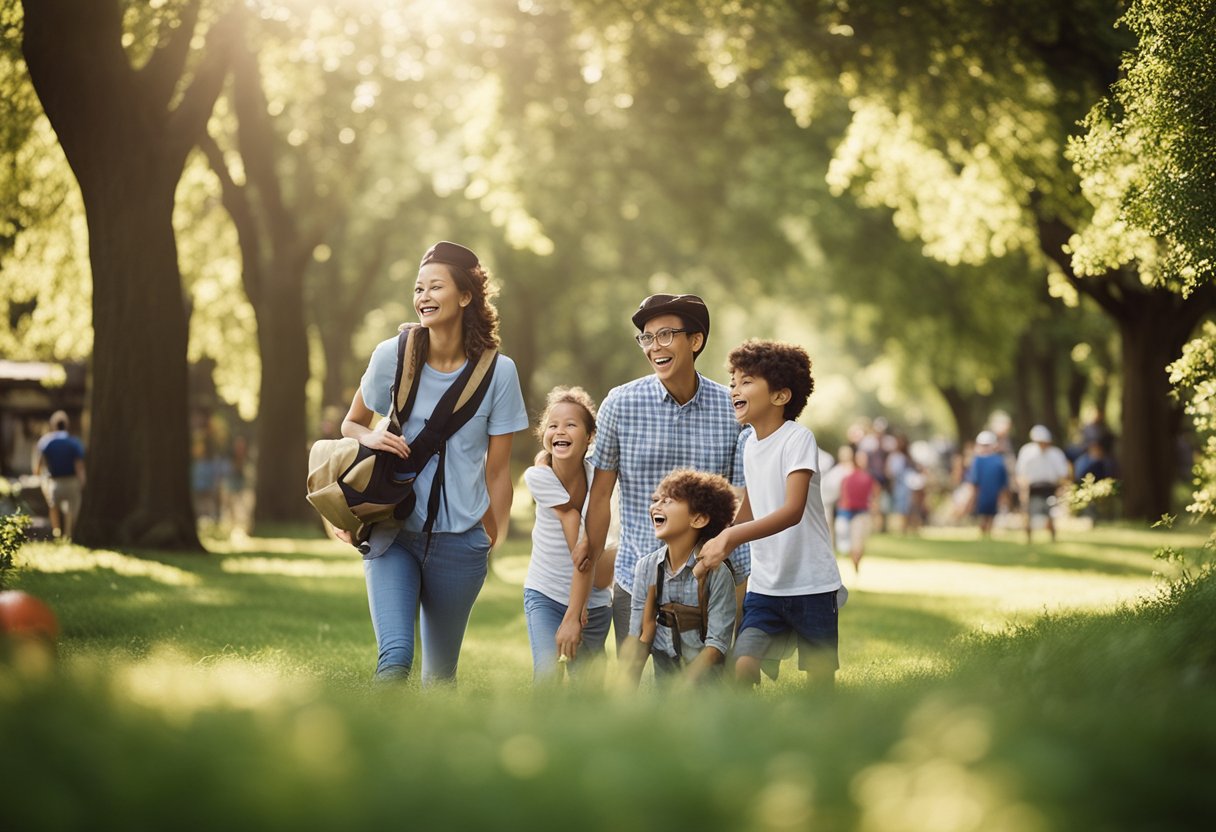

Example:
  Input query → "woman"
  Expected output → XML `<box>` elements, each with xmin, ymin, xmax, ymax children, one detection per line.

<box><xmin>340</xmin><ymin>241</ymin><xmax>528</xmax><ymax>683</ymax></box>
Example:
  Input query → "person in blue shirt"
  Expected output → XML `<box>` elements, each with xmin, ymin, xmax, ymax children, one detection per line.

<box><xmin>33</xmin><ymin>410</ymin><xmax>87</xmax><ymax>541</ymax></box>
<box><xmin>339</xmin><ymin>241</ymin><xmax>529</xmax><ymax>685</ymax></box>
<box><xmin>965</xmin><ymin>430</ymin><xmax>1009</xmax><ymax>538</ymax></box>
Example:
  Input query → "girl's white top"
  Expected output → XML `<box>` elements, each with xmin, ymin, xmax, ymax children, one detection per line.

<box><xmin>523</xmin><ymin>460</ymin><xmax>611</xmax><ymax>609</ymax></box>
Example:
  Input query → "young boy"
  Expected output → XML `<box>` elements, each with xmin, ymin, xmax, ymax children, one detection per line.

<box><xmin>697</xmin><ymin>339</ymin><xmax>845</xmax><ymax>689</ymax></box>
<box><xmin>620</xmin><ymin>469</ymin><xmax>739</xmax><ymax>686</ymax></box>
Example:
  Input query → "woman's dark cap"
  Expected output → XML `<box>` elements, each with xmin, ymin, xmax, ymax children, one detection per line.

<box><xmin>631</xmin><ymin>293</ymin><xmax>711</xmax><ymax>355</ymax></box>
<box><xmin>420</xmin><ymin>241</ymin><xmax>479</xmax><ymax>270</ymax></box>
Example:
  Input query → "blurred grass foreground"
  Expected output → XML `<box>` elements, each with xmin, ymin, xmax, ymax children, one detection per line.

<box><xmin>2</xmin><ymin>525</ymin><xmax>1215</xmax><ymax>831</ymax></box>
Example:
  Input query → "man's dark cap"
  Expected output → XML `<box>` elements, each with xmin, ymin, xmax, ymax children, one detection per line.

<box><xmin>631</xmin><ymin>293</ymin><xmax>711</xmax><ymax>355</ymax></box>
<box><xmin>420</xmin><ymin>241</ymin><xmax>479</xmax><ymax>271</ymax></box>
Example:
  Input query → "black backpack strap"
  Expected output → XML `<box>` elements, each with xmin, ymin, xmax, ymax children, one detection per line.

<box><xmin>655</xmin><ymin>557</ymin><xmax>682</xmax><ymax>662</ymax></box>
<box><xmin>419</xmin><ymin>350</ymin><xmax>500</xmax><ymax>536</ymax></box>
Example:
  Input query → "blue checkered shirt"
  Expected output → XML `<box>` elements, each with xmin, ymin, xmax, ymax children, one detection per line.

<box><xmin>590</xmin><ymin>373</ymin><xmax>750</xmax><ymax>592</ymax></box>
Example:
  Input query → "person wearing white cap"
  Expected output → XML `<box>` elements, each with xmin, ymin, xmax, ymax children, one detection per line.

<box><xmin>964</xmin><ymin>430</ymin><xmax>1008</xmax><ymax>538</ymax></box>
<box><xmin>1015</xmin><ymin>425</ymin><xmax>1072</xmax><ymax>543</ymax></box>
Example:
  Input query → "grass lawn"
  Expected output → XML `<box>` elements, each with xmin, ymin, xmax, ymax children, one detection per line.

<box><xmin>2</xmin><ymin>519</ymin><xmax>1214</xmax><ymax>830</ymax></box>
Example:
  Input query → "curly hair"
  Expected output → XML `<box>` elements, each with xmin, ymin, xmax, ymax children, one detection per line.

<box><xmin>727</xmin><ymin>339</ymin><xmax>814</xmax><ymax>421</ymax></box>
<box><xmin>534</xmin><ymin>386</ymin><xmax>597</xmax><ymax>444</ymax></box>
<box><xmin>657</xmin><ymin>469</ymin><xmax>738</xmax><ymax>542</ymax></box>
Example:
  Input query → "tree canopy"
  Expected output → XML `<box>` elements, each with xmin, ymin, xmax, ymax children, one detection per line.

<box><xmin>3</xmin><ymin>0</ymin><xmax>1213</xmax><ymax>539</ymax></box>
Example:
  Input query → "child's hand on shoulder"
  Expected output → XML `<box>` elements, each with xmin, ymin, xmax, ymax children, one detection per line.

<box><xmin>534</xmin><ymin>449</ymin><xmax>551</xmax><ymax>467</ymax></box>
<box><xmin>695</xmin><ymin>530</ymin><xmax>733</xmax><ymax>579</ymax></box>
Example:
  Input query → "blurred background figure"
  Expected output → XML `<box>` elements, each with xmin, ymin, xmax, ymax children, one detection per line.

<box><xmin>32</xmin><ymin>410</ymin><xmax>86</xmax><ymax>541</ymax></box>
<box><xmin>1016</xmin><ymin>425</ymin><xmax>1072</xmax><ymax>544</ymax></box>
<box><xmin>964</xmin><ymin>431</ymin><xmax>1008</xmax><ymax>539</ymax></box>
<box><xmin>836</xmin><ymin>449</ymin><xmax>879</xmax><ymax>574</ymax></box>
<box><xmin>819</xmin><ymin>445</ymin><xmax>852</xmax><ymax>550</ymax></box>
<box><xmin>1074</xmin><ymin>439</ymin><xmax>1119</xmax><ymax>523</ymax></box>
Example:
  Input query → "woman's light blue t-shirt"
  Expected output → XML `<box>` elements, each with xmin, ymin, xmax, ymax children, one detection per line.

<box><xmin>360</xmin><ymin>335</ymin><xmax>529</xmax><ymax>534</ymax></box>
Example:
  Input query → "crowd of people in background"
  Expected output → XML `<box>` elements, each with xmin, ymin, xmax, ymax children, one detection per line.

<box><xmin>814</xmin><ymin>409</ymin><xmax>1123</xmax><ymax>553</ymax></box>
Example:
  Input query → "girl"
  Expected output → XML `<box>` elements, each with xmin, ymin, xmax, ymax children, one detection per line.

<box><xmin>522</xmin><ymin>386</ymin><xmax>612</xmax><ymax>682</ymax></box>
<box><xmin>340</xmin><ymin>241</ymin><xmax>528</xmax><ymax>684</ymax></box>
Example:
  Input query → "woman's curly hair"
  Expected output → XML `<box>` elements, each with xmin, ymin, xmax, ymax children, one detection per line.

<box><xmin>534</xmin><ymin>386</ymin><xmax>597</xmax><ymax>444</ymax></box>
<box><xmin>657</xmin><ymin>469</ymin><xmax>738</xmax><ymax>542</ymax></box>
<box><xmin>728</xmin><ymin>339</ymin><xmax>814</xmax><ymax>421</ymax></box>
<box><xmin>453</xmin><ymin>263</ymin><xmax>501</xmax><ymax>358</ymax></box>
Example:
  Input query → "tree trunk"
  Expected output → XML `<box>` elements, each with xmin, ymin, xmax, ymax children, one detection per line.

<box><xmin>75</xmin><ymin>166</ymin><xmax>200</xmax><ymax>547</ymax></box>
<box><xmin>22</xmin><ymin>0</ymin><xmax>230</xmax><ymax>549</ymax></box>
<box><xmin>1012</xmin><ymin>333</ymin><xmax>1035</xmax><ymax>439</ymax></box>
<box><xmin>1033</xmin><ymin>344</ymin><xmax>1062</xmax><ymax>441</ymax></box>
<box><xmin>938</xmin><ymin>384</ymin><xmax>983</xmax><ymax>447</ymax></box>
<box><xmin>1065</xmin><ymin>363</ymin><xmax>1087</xmax><ymax>429</ymax></box>
<box><xmin>251</xmin><ymin>265</ymin><xmax>313</xmax><ymax>528</ymax></box>
<box><xmin>1117</xmin><ymin>298</ymin><xmax>1191</xmax><ymax>521</ymax></box>
<box><xmin>1037</xmin><ymin>219</ymin><xmax>1214</xmax><ymax>522</ymax></box>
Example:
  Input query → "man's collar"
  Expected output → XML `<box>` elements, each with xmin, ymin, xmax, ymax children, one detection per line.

<box><xmin>653</xmin><ymin>372</ymin><xmax>704</xmax><ymax>406</ymax></box>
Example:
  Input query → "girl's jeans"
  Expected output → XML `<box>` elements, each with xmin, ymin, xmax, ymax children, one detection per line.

<box><xmin>363</xmin><ymin>526</ymin><xmax>491</xmax><ymax>683</ymax></box>
<box><xmin>523</xmin><ymin>588</ymin><xmax>611</xmax><ymax>681</ymax></box>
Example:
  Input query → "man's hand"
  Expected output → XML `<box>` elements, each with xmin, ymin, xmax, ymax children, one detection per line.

<box><xmin>571</xmin><ymin>536</ymin><xmax>592</xmax><ymax>573</ymax></box>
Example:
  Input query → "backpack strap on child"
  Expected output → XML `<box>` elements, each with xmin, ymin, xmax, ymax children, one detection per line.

<box><xmin>654</xmin><ymin>546</ymin><xmax>734</xmax><ymax>664</ymax></box>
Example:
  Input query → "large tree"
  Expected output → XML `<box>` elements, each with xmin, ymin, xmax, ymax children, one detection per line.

<box><xmin>201</xmin><ymin>28</ymin><xmax>316</xmax><ymax>529</ymax></box>
<box><xmin>671</xmin><ymin>0</ymin><xmax>1211</xmax><ymax>519</ymax></box>
<box><xmin>1070</xmin><ymin>0</ymin><xmax>1216</xmax><ymax>521</ymax></box>
<box><xmin>20</xmin><ymin>0</ymin><xmax>232</xmax><ymax>548</ymax></box>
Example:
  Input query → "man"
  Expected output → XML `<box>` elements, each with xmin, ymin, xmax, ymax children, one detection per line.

<box><xmin>1015</xmin><ymin>424</ymin><xmax>1071</xmax><ymax>544</ymax></box>
<box><xmin>33</xmin><ymin>410</ymin><xmax>87</xmax><ymax>541</ymax></box>
<box><xmin>577</xmin><ymin>294</ymin><xmax>750</xmax><ymax>650</ymax></box>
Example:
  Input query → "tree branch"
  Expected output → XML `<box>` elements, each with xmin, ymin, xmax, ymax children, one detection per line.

<box><xmin>21</xmin><ymin>0</ymin><xmax>134</xmax><ymax>171</ymax></box>
<box><xmin>165</xmin><ymin>10</ymin><xmax>238</xmax><ymax>170</ymax></box>
<box><xmin>135</xmin><ymin>0</ymin><xmax>201</xmax><ymax>113</ymax></box>
<box><xmin>198</xmin><ymin>130</ymin><xmax>265</xmax><ymax>308</ymax></box>
<box><xmin>1036</xmin><ymin>213</ymin><xmax>1129</xmax><ymax>322</ymax></box>
<box><xmin>231</xmin><ymin>38</ymin><xmax>296</xmax><ymax>255</ymax></box>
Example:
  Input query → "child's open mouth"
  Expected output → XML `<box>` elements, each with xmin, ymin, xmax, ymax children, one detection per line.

<box><xmin>552</xmin><ymin>439</ymin><xmax>572</xmax><ymax>451</ymax></box>
<box><xmin>651</xmin><ymin>513</ymin><xmax>666</xmax><ymax>529</ymax></box>
<box><xmin>418</xmin><ymin>305</ymin><xmax>439</xmax><ymax>315</ymax></box>
<box><xmin>652</xmin><ymin>356</ymin><xmax>673</xmax><ymax>367</ymax></box>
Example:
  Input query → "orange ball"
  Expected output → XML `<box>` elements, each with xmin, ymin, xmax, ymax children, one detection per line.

<box><xmin>0</xmin><ymin>590</ymin><xmax>60</xmax><ymax>642</ymax></box>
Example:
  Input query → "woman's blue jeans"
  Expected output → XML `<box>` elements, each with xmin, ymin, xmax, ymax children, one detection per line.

<box><xmin>523</xmin><ymin>588</ymin><xmax>611</xmax><ymax>681</ymax></box>
<box><xmin>363</xmin><ymin>526</ymin><xmax>491</xmax><ymax>684</ymax></box>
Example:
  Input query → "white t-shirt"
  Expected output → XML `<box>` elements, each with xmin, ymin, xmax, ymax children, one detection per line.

<box><xmin>1015</xmin><ymin>443</ymin><xmax>1070</xmax><ymax>486</ymax></box>
<box><xmin>523</xmin><ymin>461</ymin><xmax>611</xmax><ymax>609</ymax></box>
<box><xmin>743</xmin><ymin>421</ymin><xmax>842</xmax><ymax>596</ymax></box>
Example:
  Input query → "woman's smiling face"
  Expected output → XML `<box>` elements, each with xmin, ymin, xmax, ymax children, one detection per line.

<box><xmin>414</xmin><ymin>264</ymin><xmax>470</xmax><ymax>327</ymax></box>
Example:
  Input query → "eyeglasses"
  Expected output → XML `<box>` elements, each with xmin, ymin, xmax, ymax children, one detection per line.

<box><xmin>635</xmin><ymin>328</ymin><xmax>689</xmax><ymax>349</ymax></box>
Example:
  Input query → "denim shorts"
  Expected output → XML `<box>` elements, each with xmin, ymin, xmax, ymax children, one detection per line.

<box><xmin>735</xmin><ymin>590</ymin><xmax>839</xmax><ymax>671</ymax></box>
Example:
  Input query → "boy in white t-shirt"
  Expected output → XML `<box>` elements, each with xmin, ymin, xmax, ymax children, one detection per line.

<box><xmin>697</xmin><ymin>339</ymin><xmax>845</xmax><ymax>690</ymax></box>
